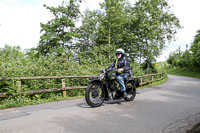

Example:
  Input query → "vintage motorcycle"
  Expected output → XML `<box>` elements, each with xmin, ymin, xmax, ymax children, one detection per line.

<box><xmin>85</xmin><ymin>68</ymin><xmax>139</xmax><ymax>107</ymax></box>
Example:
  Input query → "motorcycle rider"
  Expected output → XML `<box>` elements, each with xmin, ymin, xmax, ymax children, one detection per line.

<box><xmin>106</xmin><ymin>48</ymin><xmax>132</xmax><ymax>98</ymax></box>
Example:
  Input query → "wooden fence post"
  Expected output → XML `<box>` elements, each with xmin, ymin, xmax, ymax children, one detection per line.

<box><xmin>16</xmin><ymin>81</ymin><xmax>21</xmax><ymax>94</ymax></box>
<box><xmin>151</xmin><ymin>75</ymin><xmax>154</xmax><ymax>84</ymax></box>
<box><xmin>62</xmin><ymin>79</ymin><xmax>66</xmax><ymax>97</ymax></box>
<box><xmin>140</xmin><ymin>77</ymin><xmax>143</xmax><ymax>87</ymax></box>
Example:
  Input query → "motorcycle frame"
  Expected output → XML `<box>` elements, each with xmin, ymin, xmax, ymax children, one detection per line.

<box><xmin>89</xmin><ymin>76</ymin><xmax>138</xmax><ymax>100</ymax></box>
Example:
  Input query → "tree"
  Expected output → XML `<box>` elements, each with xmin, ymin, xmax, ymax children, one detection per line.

<box><xmin>37</xmin><ymin>0</ymin><xmax>81</xmax><ymax>56</ymax></box>
<box><xmin>167</xmin><ymin>47</ymin><xmax>183</xmax><ymax>67</ymax></box>
<box><xmin>76</xmin><ymin>9</ymin><xmax>99</xmax><ymax>53</ymax></box>
<box><xmin>96</xmin><ymin>0</ymin><xmax>130</xmax><ymax>61</ymax></box>
<box><xmin>97</xmin><ymin>0</ymin><xmax>128</xmax><ymax>44</ymax></box>
<box><xmin>77</xmin><ymin>0</ymin><xmax>181</xmax><ymax>64</ymax></box>
<box><xmin>191</xmin><ymin>30</ymin><xmax>200</xmax><ymax>67</ymax></box>
<box><xmin>132</xmin><ymin>0</ymin><xmax>181</xmax><ymax>64</ymax></box>
<box><xmin>167</xmin><ymin>52</ymin><xmax>174</xmax><ymax>65</ymax></box>
<box><xmin>76</xmin><ymin>0</ymin><xmax>131</xmax><ymax>62</ymax></box>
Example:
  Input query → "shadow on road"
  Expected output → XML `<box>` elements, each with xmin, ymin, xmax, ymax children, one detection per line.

<box><xmin>104</xmin><ymin>99</ymin><xmax>125</xmax><ymax>105</ymax></box>
<box><xmin>76</xmin><ymin>103</ymin><xmax>91</xmax><ymax>108</ymax></box>
<box><xmin>77</xmin><ymin>99</ymin><xmax>129</xmax><ymax>108</ymax></box>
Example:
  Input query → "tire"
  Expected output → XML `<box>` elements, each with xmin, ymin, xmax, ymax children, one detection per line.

<box><xmin>124</xmin><ymin>80</ymin><xmax>136</xmax><ymax>101</ymax></box>
<box><xmin>85</xmin><ymin>83</ymin><xmax>105</xmax><ymax>107</ymax></box>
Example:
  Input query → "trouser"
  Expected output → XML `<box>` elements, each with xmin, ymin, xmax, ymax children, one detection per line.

<box><xmin>116</xmin><ymin>73</ymin><xmax>128</xmax><ymax>92</ymax></box>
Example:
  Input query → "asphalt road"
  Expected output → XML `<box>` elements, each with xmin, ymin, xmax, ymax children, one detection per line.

<box><xmin>0</xmin><ymin>75</ymin><xmax>200</xmax><ymax>133</ymax></box>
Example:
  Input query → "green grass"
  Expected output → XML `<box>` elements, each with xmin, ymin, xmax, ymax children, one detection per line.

<box><xmin>155</xmin><ymin>62</ymin><xmax>200</xmax><ymax>79</ymax></box>
<box><xmin>0</xmin><ymin>94</ymin><xmax>84</xmax><ymax>110</ymax></box>
<box><xmin>167</xmin><ymin>67</ymin><xmax>200</xmax><ymax>79</ymax></box>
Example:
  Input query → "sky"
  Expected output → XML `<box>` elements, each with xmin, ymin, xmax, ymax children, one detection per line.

<box><xmin>0</xmin><ymin>0</ymin><xmax>200</xmax><ymax>62</ymax></box>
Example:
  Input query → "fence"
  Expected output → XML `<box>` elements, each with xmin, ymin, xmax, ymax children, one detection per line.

<box><xmin>0</xmin><ymin>72</ymin><xmax>166</xmax><ymax>98</ymax></box>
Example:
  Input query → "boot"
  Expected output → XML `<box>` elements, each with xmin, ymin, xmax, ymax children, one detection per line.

<box><xmin>123</xmin><ymin>91</ymin><xmax>128</xmax><ymax>98</ymax></box>
<box><xmin>108</xmin><ymin>92</ymin><xmax>113</xmax><ymax>100</ymax></box>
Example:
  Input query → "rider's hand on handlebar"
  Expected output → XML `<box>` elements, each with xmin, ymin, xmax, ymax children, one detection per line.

<box><xmin>117</xmin><ymin>68</ymin><xmax>123</xmax><ymax>73</ymax></box>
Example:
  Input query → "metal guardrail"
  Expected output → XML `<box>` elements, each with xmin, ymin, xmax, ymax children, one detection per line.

<box><xmin>0</xmin><ymin>72</ymin><xmax>166</xmax><ymax>98</ymax></box>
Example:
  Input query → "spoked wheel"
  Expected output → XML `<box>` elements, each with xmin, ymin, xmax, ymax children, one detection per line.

<box><xmin>124</xmin><ymin>80</ymin><xmax>136</xmax><ymax>101</ymax></box>
<box><xmin>85</xmin><ymin>83</ymin><xmax>105</xmax><ymax>107</ymax></box>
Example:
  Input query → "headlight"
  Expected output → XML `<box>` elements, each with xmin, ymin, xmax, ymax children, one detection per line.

<box><xmin>98</xmin><ymin>73</ymin><xmax>105</xmax><ymax>80</ymax></box>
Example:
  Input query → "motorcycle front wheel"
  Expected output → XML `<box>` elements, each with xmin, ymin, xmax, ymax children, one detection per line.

<box><xmin>85</xmin><ymin>83</ymin><xmax>105</xmax><ymax>107</ymax></box>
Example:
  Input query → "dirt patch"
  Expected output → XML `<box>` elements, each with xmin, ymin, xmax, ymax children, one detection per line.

<box><xmin>162</xmin><ymin>113</ymin><xmax>200</xmax><ymax>133</ymax></box>
<box><xmin>188</xmin><ymin>124</ymin><xmax>200</xmax><ymax>133</ymax></box>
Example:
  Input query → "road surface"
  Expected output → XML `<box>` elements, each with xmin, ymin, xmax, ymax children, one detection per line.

<box><xmin>0</xmin><ymin>75</ymin><xmax>200</xmax><ymax>133</ymax></box>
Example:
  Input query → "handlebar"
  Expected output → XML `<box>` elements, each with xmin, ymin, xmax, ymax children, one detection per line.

<box><xmin>105</xmin><ymin>68</ymin><xmax>118</xmax><ymax>73</ymax></box>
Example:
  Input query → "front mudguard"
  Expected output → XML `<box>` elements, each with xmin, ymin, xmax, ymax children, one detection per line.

<box><xmin>89</xmin><ymin>79</ymin><xmax>108</xmax><ymax>98</ymax></box>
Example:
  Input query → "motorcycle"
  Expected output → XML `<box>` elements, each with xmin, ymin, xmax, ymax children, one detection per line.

<box><xmin>85</xmin><ymin>68</ymin><xmax>138</xmax><ymax>107</ymax></box>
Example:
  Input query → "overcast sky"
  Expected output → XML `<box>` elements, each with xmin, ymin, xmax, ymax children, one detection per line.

<box><xmin>0</xmin><ymin>0</ymin><xmax>200</xmax><ymax>62</ymax></box>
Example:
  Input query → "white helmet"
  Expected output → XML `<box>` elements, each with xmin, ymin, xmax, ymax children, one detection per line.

<box><xmin>116</xmin><ymin>48</ymin><xmax>125</xmax><ymax>55</ymax></box>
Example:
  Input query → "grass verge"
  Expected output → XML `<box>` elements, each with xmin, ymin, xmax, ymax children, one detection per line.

<box><xmin>0</xmin><ymin>95</ymin><xmax>84</xmax><ymax>110</ymax></box>
<box><xmin>167</xmin><ymin>68</ymin><xmax>200</xmax><ymax>79</ymax></box>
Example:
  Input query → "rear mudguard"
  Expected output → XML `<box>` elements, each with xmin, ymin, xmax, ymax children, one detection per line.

<box><xmin>126</xmin><ymin>78</ymin><xmax>139</xmax><ymax>88</ymax></box>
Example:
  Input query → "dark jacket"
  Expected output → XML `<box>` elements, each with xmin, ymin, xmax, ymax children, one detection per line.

<box><xmin>107</xmin><ymin>56</ymin><xmax>132</xmax><ymax>76</ymax></box>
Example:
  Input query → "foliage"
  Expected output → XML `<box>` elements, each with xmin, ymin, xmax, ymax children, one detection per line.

<box><xmin>96</xmin><ymin>0</ymin><xmax>128</xmax><ymax>46</ymax></box>
<box><xmin>35</xmin><ymin>0</ymin><xmax>181</xmax><ymax>71</ymax></box>
<box><xmin>191</xmin><ymin>30</ymin><xmax>200</xmax><ymax>67</ymax></box>
<box><xmin>75</xmin><ymin>0</ymin><xmax>181</xmax><ymax>64</ymax></box>
<box><xmin>0</xmin><ymin>93</ymin><xmax>84</xmax><ymax>109</ymax></box>
<box><xmin>142</xmin><ymin>59</ymin><xmax>157</xmax><ymax>74</ymax></box>
<box><xmin>37</xmin><ymin>0</ymin><xmax>81</xmax><ymax>56</ymax></box>
<box><xmin>167</xmin><ymin>29</ymin><xmax>200</xmax><ymax>70</ymax></box>
<box><xmin>75</xmin><ymin>9</ymin><xmax>99</xmax><ymax>53</ymax></box>
<box><xmin>132</xmin><ymin>0</ymin><xmax>181</xmax><ymax>65</ymax></box>
<box><xmin>0</xmin><ymin>45</ymin><xmax>24</xmax><ymax>62</ymax></box>
<box><xmin>167</xmin><ymin>67</ymin><xmax>200</xmax><ymax>79</ymax></box>
<box><xmin>0</xmin><ymin>44</ymin><xmax>145</xmax><ymax>95</ymax></box>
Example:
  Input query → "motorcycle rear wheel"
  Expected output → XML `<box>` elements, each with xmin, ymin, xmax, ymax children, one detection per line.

<box><xmin>85</xmin><ymin>83</ymin><xmax>105</xmax><ymax>107</ymax></box>
<box><xmin>124</xmin><ymin>80</ymin><xmax>136</xmax><ymax>101</ymax></box>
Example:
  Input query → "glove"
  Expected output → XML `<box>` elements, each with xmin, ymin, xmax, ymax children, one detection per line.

<box><xmin>117</xmin><ymin>68</ymin><xmax>123</xmax><ymax>73</ymax></box>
